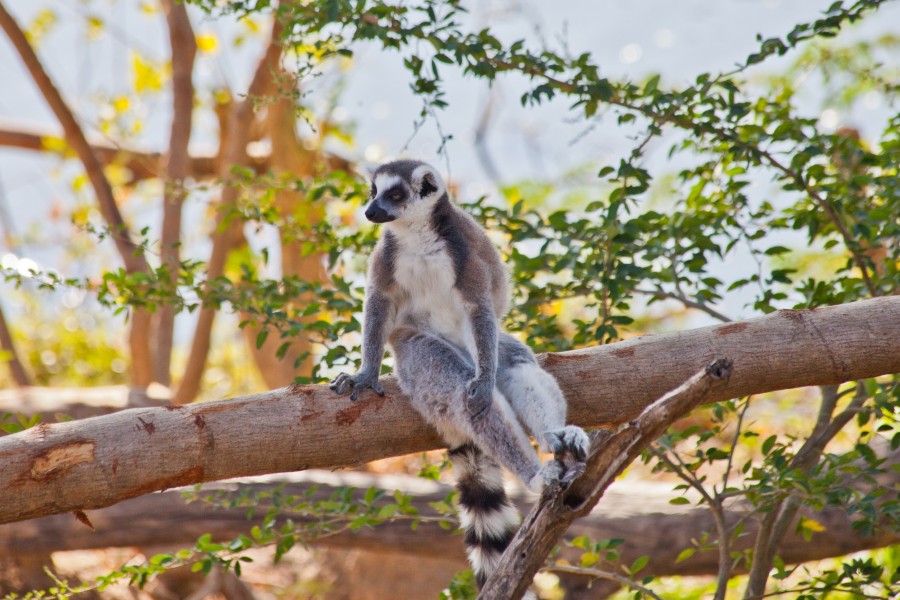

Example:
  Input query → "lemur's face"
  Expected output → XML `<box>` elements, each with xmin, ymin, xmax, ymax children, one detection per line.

<box><xmin>365</xmin><ymin>161</ymin><xmax>443</xmax><ymax>225</ymax></box>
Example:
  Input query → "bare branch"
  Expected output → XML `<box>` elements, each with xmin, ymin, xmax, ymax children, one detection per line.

<box><xmin>547</xmin><ymin>565</ymin><xmax>666</xmax><ymax>600</ymax></box>
<box><xmin>0</xmin><ymin>2</ymin><xmax>161</xmax><ymax>386</ymax></box>
<box><xmin>0</xmin><ymin>301</ymin><xmax>31</xmax><ymax>387</ymax></box>
<box><xmin>479</xmin><ymin>358</ymin><xmax>735</xmax><ymax>600</ymax></box>
<box><xmin>0</xmin><ymin>122</ymin><xmax>351</xmax><ymax>184</ymax></box>
<box><xmin>0</xmin><ymin>3</ymin><xmax>148</xmax><ymax>275</ymax></box>
<box><xmin>635</xmin><ymin>286</ymin><xmax>734</xmax><ymax>323</ymax></box>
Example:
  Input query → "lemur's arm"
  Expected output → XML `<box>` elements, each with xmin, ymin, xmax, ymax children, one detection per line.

<box><xmin>358</xmin><ymin>289</ymin><xmax>392</xmax><ymax>378</ymax></box>
<box><xmin>465</xmin><ymin>297</ymin><xmax>499</xmax><ymax>419</ymax></box>
<box><xmin>330</xmin><ymin>288</ymin><xmax>392</xmax><ymax>401</ymax></box>
<box><xmin>330</xmin><ymin>243</ymin><xmax>395</xmax><ymax>401</ymax></box>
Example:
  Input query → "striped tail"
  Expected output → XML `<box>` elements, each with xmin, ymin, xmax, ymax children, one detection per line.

<box><xmin>448</xmin><ymin>442</ymin><xmax>521</xmax><ymax>588</ymax></box>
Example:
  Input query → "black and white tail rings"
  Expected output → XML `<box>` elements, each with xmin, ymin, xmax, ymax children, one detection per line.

<box><xmin>449</xmin><ymin>442</ymin><xmax>520</xmax><ymax>588</ymax></box>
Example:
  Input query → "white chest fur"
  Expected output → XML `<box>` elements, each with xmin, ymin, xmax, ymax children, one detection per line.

<box><xmin>389</xmin><ymin>224</ymin><xmax>474</xmax><ymax>354</ymax></box>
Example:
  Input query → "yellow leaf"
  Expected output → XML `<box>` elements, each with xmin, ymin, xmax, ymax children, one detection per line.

<box><xmin>25</xmin><ymin>9</ymin><xmax>57</xmax><ymax>46</ymax></box>
<box><xmin>213</xmin><ymin>89</ymin><xmax>232</xmax><ymax>106</ymax></box>
<box><xmin>40</xmin><ymin>136</ymin><xmax>68</xmax><ymax>154</ymax></box>
<box><xmin>579</xmin><ymin>552</ymin><xmax>599</xmax><ymax>568</ymax></box>
<box><xmin>196</xmin><ymin>33</ymin><xmax>219</xmax><ymax>54</ymax></box>
<box><xmin>131</xmin><ymin>52</ymin><xmax>163</xmax><ymax>94</ymax></box>
<box><xmin>86</xmin><ymin>15</ymin><xmax>104</xmax><ymax>40</ymax></box>
<box><xmin>72</xmin><ymin>173</ymin><xmax>88</xmax><ymax>192</ymax></box>
<box><xmin>103</xmin><ymin>164</ymin><xmax>130</xmax><ymax>187</ymax></box>
<box><xmin>112</xmin><ymin>96</ymin><xmax>130</xmax><ymax>112</ymax></box>
<box><xmin>240</xmin><ymin>17</ymin><xmax>260</xmax><ymax>34</ymax></box>
<box><xmin>799</xmin><ymin>517</ymin><xmax>825</xmax><ymax>533</ymax></box>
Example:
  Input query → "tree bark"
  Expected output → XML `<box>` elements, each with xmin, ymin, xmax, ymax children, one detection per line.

<box><xmin>154</xmin><ymin>0</ymin><xmax>198</xmax><ymax>388</ymax></box>
<box><xmin>0</xmin><ymin>296</ymin><xmax>897</xmax><ymax>524</ymax></box>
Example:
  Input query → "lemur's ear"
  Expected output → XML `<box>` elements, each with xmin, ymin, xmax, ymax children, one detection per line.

<box><xmin>355</xmin><ymin>163</ymin><xmax>377</xmax><ymax>183</ymax></box>
<box><xmin>419</xmin><ymin>171</ymin><xmax>438</xmax><ymax>197</ymax></box>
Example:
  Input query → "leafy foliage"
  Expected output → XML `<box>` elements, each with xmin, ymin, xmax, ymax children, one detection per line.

<box><xmin>0</xmin><ymin>0</ymin><xmax>897</xmax><ymax>598</ymax></box>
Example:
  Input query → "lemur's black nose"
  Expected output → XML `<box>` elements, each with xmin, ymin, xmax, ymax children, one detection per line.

<box><xmin>365</xmin><ymin>203</ymin><xmax>396</xmax><ymax>223</ymax></box>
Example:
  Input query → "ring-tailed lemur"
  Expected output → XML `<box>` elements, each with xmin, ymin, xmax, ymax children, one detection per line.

<box><xmin>330</xmin><ymin>159</ymin><xmax>590</xmax><ymax>588</ymax></box>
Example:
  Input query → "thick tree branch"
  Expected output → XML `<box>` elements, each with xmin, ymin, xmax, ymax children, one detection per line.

<box><xmin>0</xmin><ymin>297</ymin><xmax>897</xmax><ymax>525</ymax></box>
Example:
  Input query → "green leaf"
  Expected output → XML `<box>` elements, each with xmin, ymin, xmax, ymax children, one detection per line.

<box><xmin>676</xmin><ymin>548</ymin><xmax>696</xmax><ymax>563</ymax></box>
<box><xmin>630</xmin><ymin>555</ymin><xmax>650</xmax><ymax>574</ymax></box>
<box><xmin>255</xmin><ymin>329</ymin><xmax>269</xmax><ymax>349</ymax></box>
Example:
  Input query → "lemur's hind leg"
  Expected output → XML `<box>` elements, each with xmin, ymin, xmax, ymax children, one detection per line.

<box><xmin>390</xmin><ymin>326</ymin><xmax>555</xmax><ymax>588</ymax></box>
<box><xmin>390</xmin><ymin>326</ymin><xmax>559</xmax><ymax>490</ymax></box>
<box><xmin>497</xmin><ymin>334</ymin><xmax>590</xmax><ymax>481</ymax></box>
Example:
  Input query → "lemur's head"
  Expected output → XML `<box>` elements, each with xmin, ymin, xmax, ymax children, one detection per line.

<box><xmin>364</xmin><ymin>160</ymin><xmax>447</xmax><ymax>225</ymax></box>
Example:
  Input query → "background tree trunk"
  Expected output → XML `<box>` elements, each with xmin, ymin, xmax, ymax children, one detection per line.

<box><xmin>173</xmin><ymin>20</ymin><xmax>284</xmax><ymax>404</ymax></box>
<box><xmin>241</xmin><ymin>67</ymin><xmax>329</xmax><ymax>387</ymax></box>
<box><xmin>153</xmin><ymin>0</ymin><xmax>197</xmax><ymax>388</ymax></box>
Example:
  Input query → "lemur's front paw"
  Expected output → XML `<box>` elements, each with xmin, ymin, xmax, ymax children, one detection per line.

<box><xmin>465</xmin><ymin>378</ymin><xmax>493</xmax><ymax>420</ymax></box>
<box><xmin>329</xmin><ymin>371</ymin><xmax>384</xmax><ymax>402</ymax></box>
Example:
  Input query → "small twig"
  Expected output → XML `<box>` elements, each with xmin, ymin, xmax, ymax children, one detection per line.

<box><xmin>546</xmin><ymin>564</ymin><xmax>665</xmax><ymax>600</ymax></box>
<box><xmin>635</xmin><ymin>287</ymin><xmax>734</xmax><ymax>323</ymax></box>
<box><xmin>474</xmin><ymin>88</ymin><xmax>503</xmax><ymax>184</ymax></box>
<box><xmin>650</xmin><ymin>445</ymin><xmax>732</xmax><ymax>600</ymax></box>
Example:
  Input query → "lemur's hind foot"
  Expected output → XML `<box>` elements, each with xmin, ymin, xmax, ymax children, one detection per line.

<box><xmin>544</xmin><ymin>425</ymin><xmax>590</xmax><ymax>485</ymax></box>
<box><xmin>527</xmin><ymin>458</ymin><xmax>565</xmax><ymax>493</ymax></box>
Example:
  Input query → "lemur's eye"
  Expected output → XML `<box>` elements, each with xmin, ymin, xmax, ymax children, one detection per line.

<box><xmin>370</xmin><ymin>184</ymin><xmax>377</xmax><ymax>198</ymax></box>
<box><xmin>390</xmin><ymin>190</ymin><xmax>403</xmax><ymax>201</ymax></box>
